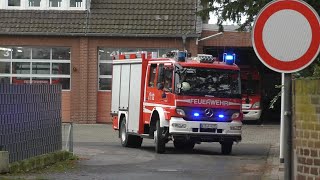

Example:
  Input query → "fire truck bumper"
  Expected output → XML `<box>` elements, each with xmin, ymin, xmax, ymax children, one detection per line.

<box><xmin>168</xmin><ymin>117</ymin><xmax>242</xmax><ymax>142</ymax></box>
<box><xmin>243</xmin><ymin>110</ymin><xmax>262</xmax><ymax>121</ymax></box>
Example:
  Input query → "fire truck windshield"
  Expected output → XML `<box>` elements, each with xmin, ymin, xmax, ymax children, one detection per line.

<box><xmin>241</xmin><ymin>80</ymin><xmax>260</xmax><ymax>95</ymax></box>
<box><xmin>176</xmin><ymin>67</ymin><xmax>241</xmax><ymax>98</ymax></box>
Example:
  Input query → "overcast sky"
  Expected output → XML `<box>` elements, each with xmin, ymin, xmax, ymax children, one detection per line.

<box><xmin>209</xmin><ymin>12</ymin><xmax>247</xmax><ymax>25</ymax></box>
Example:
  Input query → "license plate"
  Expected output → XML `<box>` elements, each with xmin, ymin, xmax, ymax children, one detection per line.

<box><xmin>200</xmin><ymin>124</ymin><xmax>217</xmax><ymax>129</ymax></box>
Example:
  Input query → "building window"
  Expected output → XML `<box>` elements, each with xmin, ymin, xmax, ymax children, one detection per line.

<box><xmin>0</xmin><ymin>62</ymin><xmax>10</xmax><ymax>74</ymax></box>
<box><xmin>70</xmin><ymin>0</ymin><xmax>82</xmax><ymax>7</ymax></box>
<box><xmin>2</xmin><ymin>0</ymin><xmax>86</xmax><ymax>10</ymax></box>
<box><xmin>0</xmin><ymin>77</ymin><xmax>10</xmax><ymax>84</ymax></box>
<box><xmin>32</xmin><ymin>47</ymin><xmax>50</xmax><ymax>59</ymax></box>
<box><xmin>8</xmin><ymin>0</ymin><xmax>21</xmax><ymax>6</ymax></box>
<box><xmin>49</xmin><ymin>0</ymin><xmax>61</xmax><ymax>7</ymax></box>
<box><xmin>0</xmin><ymin>46</ymin><xmax>71</xmax><ymax>90</ymax></box>
<box><xmin>28</xmin><ymin>0</ymin><xmax>41</xmax><ymax>7</ymax></box>
<box><xmin>52</xmin><ymin>47</ymin><xmax>70</xmax><ymax>60</ymax></box>
<box><xmin>12</xmin><ymin>47</ymin><xmax>31</xmax><ymax>59</ymax></box>
<box><xmin>98</xmin><ymin>48</ymin><xmax>115</xmax><ymax>91</ymax></box>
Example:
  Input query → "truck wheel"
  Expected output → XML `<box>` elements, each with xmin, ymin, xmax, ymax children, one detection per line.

<box><xmin>130</xmin><ymin>136</ymin><xmax>143</xmax><ymax>148</ymax></box>
<box><xmin>154</xmin><ymin>120</ymin><xmax>166</xmax><ymax>154</ymax></box>
<box><xmin>221</xmin><ymin>141</ymin><xmax>233</xmax><ymax>155</ymax></box>
<box><xmin>120</xmin><ymin>117</ymin><xmax>143</xmax><ymax>148</ymax></box>
<box><xmin>174</xmin><ymin>140</ymin><xmax>195</xmax><ymax>151</ymax></box>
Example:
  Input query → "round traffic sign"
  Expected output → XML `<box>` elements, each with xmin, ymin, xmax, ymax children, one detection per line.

<box><xmin>252</xmin><ymin>0</ymin><xmax>320</xmax><ymax>73</ymax></box>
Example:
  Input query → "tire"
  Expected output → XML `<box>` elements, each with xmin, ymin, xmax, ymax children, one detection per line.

<box><xmin>120</xmin><ymin>117</ymin><xmax>143</xmax><ymax>148</ymax></box>
<box><xmin>173</xmin><ymin>140</ymin><xmax>195</xmax><ymax>151</ymax></box>
<box><xmin>130</xmin><ymin>136</ymin><xmax>143</xmax><ymax>148</ymax></box>
<box><xmin>221</xmin><ymin>141</ymin><xmax>233</xmax><ymax>155</ymax></box>
<box><xmin>154</xmin><ymin>121</ymin><xmax>166</xmax><ymax>153</ymax></box>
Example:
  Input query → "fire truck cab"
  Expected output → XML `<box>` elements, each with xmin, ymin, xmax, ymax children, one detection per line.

<box><xmin>111</xmin><ymin>52</ymin><xmax>242</xmax><ymax>155</ymax></box>
<box><xmin>240</xmin><ymin>66</ymin><xmax>262</xmax><ymax>123</ymax></box>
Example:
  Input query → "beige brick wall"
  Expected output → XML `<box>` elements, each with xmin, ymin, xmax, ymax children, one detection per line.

<box><xmin>294</xmin><ymin>79</ymin><xmax>320</xmax><ymax>180</ymax></box>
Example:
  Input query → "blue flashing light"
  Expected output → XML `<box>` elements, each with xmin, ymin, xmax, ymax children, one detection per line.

<box><xmin>225</xmin><ymin>55</ymin><xmax>234</xmax><ymax>61</ymax></box>
<box><xmin>218</xmin><ymin>114</ymin><xmax>224</xmax><ymax>118</ymax></box>
<box><xmin>194</xmin><ymin>112</ymin><xmax>200</xmax><ymax>117</ymax></box>
<box><xmin>223</xmin><ymin>53</ymin><xmax>236</xmax><ymax>65</ymax></box>
<box><xmin>177</xmin><ymin>51</ymin><xmax>186</xmax><ymax>62</ymax></box>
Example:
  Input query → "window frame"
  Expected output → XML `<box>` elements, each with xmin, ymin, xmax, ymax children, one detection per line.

<box><xmin>0</xmin><ymin>46</ymin><xmax>71</xmax><ymax>91</ymax></box>
<box><xmin>98</xmin><ymin>60</ymin><xmax>113</xmax><ymax>92</ymax></box>
<box><xmin>6</xmin><ymin>0</ymin><xmax>24</xmax><ymax>9</ymax></box>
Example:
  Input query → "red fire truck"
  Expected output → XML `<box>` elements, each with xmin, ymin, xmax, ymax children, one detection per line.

<box><xmin>111</xmin><ymin>52</ymin><xmax>243</xmax><ymax>154</ymax></box>
<box><xmin>240</xmin><ymin>66</ymin><xmax>262</xmax><ymax>123</ymax></box>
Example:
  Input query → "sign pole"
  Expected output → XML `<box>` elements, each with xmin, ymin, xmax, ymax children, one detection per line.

<box><xmin>283</xmin><ymin>73</ymin><xmax>292</xmax><ymax>180</ymax></box>
<box><xmin>280</xmin><ymin>73</ymin><xmax>285</xmax><ymax>163</ymax></box>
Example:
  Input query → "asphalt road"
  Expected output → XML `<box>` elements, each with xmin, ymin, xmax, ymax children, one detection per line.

<box><xmin>43</xmin><ymin>124</ymin><xmax>281</xmax><ymax>180</ymax></box>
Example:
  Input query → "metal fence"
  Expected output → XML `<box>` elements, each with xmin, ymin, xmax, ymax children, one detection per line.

<box><xmin>0</xmin><ymin>84</ymin><xmax>62</xmax><ymax>163</ymax></box>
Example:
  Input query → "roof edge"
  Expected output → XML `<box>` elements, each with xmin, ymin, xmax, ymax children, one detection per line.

<box><xmin>0</xmin><ymin>32</ymin><xmax>201</xmax><ymax>38</ymax></box>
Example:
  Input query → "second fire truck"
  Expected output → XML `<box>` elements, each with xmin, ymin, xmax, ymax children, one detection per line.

<box><xmin>111</xmin><ymin>52</ymin><xmax>243</xmax><ymax>154</ymax></box>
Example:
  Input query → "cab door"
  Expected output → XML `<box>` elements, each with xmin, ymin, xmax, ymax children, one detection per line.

<box><xmin>143</xmin><ymin>63</ymin><xmax>158</xmax><ymax>124</ymax></box>
<box><xmin>156</xmin><ymin>63</ymin><xmax>175</xmax><ymax>106</ymax></box>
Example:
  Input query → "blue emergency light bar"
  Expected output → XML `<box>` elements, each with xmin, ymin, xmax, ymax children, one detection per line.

<box><xmin>223</xmin><ymin>53</ymin><xmax>236</xmax><ymax>65</ymax></box>
<box><xmin>177</xmin><ymin>51</ymin><xmax>186</xmax><ymax>61</ymax></box>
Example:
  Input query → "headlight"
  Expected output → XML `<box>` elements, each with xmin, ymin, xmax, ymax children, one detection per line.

<box><xmin>172</xmin><ymin>123</ymin><xmax>187</xmax><ymax>128</ymax></box>
<box><xmin>252</xmin><ymin>102</ymin><xmax>260</xmax><ymax>108</ymax></box>
<box><xmin>176</xmin><ymin>108</ymin><xmax>186</xmax><ymax>116</ymax></box>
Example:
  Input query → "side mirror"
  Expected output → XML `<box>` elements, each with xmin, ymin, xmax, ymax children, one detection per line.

<box><xmin>157</xmin><ymin>83</ymin><xmax>164</xmax><ymax>90</ymax></box>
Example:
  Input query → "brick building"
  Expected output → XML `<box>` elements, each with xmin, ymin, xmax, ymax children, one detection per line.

<box><xmin>0</xmin><ymin>0</ymin><xmax>203</xmax><ymax>123</ymax></box>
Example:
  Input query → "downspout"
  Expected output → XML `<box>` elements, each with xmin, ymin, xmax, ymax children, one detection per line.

<box><xmin>182</xmin><ymin>35</ymin><xmax>187</xmax><ymax>51</ymax></box>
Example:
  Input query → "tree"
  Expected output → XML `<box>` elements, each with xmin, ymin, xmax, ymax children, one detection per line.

<box><xmin>198</xmin><ymin>0</ymin><xmax>320</xmax><ymax>77</ymax></box>
<box><xmin>199</xmin><ymin>0</ymin><xmax>319</xmax><ymax>31</ymax></box>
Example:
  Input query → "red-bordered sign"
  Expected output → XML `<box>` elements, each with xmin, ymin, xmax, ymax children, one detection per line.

<box><xmin>252</xmin><ymin>0</ymin><xmax>320</xmax><ymax>73</ymax></box>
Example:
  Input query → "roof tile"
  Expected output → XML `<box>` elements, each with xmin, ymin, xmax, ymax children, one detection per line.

<box><xmin>0</xmin><ymin>0</ymin><xmax>198</xmax><ymax>36</ymax></box>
